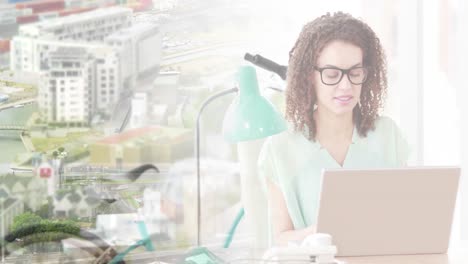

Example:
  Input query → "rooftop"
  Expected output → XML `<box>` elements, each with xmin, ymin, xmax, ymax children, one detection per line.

<box><xmin>1</xmin><ymin>197</ymin><xmax>19</xmax><ymax>210</ymax></box>
<box><xmin>20</xmin><ymin>6</ymin><xmax>132</xmax><ymax>33</ymax></box>
<box><xmin>106</xmin><ymin>22</ymin><xmax>159</xmax><ymax>41</ymax></box>
<box><xmin>96</xmin><ymin>126</ymin><xmax>191</xmax><ymax>145</ymax></box>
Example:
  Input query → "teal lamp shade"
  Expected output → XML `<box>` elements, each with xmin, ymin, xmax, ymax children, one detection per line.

<box><xmin>223</xmin><ymin>65</ymin><xmax>287</xmax><ymax>142</ymax></box>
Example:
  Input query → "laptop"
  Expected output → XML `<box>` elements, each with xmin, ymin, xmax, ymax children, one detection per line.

<box><xmin>316</xmin><ymin>167</ymin><xmax>460</xmax><ymax>257</ymax></box>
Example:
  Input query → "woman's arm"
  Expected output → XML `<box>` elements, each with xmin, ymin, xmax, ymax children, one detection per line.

<box><xmin>267</xmin><ymin>178</ymin><xmax>316</xmax><ymax>246</ymax></box>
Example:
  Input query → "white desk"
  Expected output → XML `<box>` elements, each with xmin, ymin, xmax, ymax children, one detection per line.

<box><xmin>340</xmin><ymin>254</ymin><xmax>462</xmax><ymax>264</ymax></box>
<box><xmin>338</xmin><ymin>242</ymin><xmax>468</xmax><ymax>264</ymax></box>
<box><xmin>149</xmin><ymin>244</ymin><xmax>468</xmax><ymax>264</ymax></box>
<box><xmin>18</xmin><ymin>243</ymin><xmax>465</xmax><ymax>263</ymax></box>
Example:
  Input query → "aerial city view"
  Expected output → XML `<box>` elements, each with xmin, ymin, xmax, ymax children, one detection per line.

<box><xmin>0</xmin><ymin>0</ymin><xmax>281</xmax><ymax>262</ymax></box>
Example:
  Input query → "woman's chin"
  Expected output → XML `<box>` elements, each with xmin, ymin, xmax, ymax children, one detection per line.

<box><xmin>318</xmin><ymin>102</ymin><xmax>357</xmax><ymax>116</ymax></box>
<box><xmin>330</xmin><ymin>105</ymin><xmax>356</xmax><ymax>116</ymax></box>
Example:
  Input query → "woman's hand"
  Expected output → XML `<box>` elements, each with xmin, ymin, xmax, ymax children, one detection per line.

<box><xmin>267</xmin><ymin>178</ymin><xmax>316</xmax><ymax>246</ymax></box>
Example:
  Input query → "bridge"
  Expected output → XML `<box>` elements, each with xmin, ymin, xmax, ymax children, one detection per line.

<box><xmin>0</xmin><ymin>98</ymin><xmax>36</xmax><ymax>111</ymax></box>
<box><xmin>0</xmin><ymin>125</ymin><xmax>26</xmax><ymax>131</ymax></box>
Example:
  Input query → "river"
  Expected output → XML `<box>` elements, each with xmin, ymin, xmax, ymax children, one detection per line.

<box><xmin>0</xmin><ymin>103</ymin><xmax>36</xmax><ymax>173</ymax></box>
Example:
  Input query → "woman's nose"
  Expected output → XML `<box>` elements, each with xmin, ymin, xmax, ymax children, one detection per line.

<box><xmin>337</xmin><ymin>74</ymin><xmax>352</xmax><ymax>90</ymax></box>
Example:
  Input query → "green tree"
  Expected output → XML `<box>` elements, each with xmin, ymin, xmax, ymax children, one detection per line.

<box><xmin>11</xmin><ymin>212</ymin><xmax>42</xmax><ymax>232</ymax></box>
<box><xmin>36</xmin><ymin>198</ymin><xmax>53</xmax><ymax>219</ymax></box>
<box><xmin>7</xmin><ymin>215</ymin><xmax>80</xmax><ymax>254</ymax></box>
<box><xmin>67</xmin><ymin>192</ymin><xmax>82</xmax><ymax>204</ymax></box>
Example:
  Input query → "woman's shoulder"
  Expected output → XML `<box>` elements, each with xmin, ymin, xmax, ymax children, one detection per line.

<box><xmin>367</xmin><ymin>115</ymin><xmax>406</xmax><ymax>144</ymax></box>
<box><xmin>370</xmin><ymin>116</ymin><xmax>410</xmax><ymax>165</ymax></box>
<box><xmin>373</xmin><ymin>115</ymin><xmax>400</xmax><ymax>134</ymax></box>
<box><xmin>264</xmin><ymin>124</ymin><xmax>309</xmax><ymax>150</ymax></box>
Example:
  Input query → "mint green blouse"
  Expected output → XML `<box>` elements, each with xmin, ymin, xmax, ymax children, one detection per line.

<box><xmin>257</xmin><ymin>116</ymin><xmax>410</xmax><ymax>230</ymax></box>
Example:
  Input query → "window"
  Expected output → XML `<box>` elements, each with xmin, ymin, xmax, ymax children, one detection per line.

<box><xmin>53</xmin><ymin>210</ymin><xmax>65</xmax><ymax>217</ymax></box>
<box><xmin>67</xmin><ymin>71</ymin><xmax>79</xmax><ymax>77</ymax></box>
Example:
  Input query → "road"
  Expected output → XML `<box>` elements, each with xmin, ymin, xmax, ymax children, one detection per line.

<box><xmin>161</xmin><ymin>41</ymin><xmax>248</xmax><ymax>66</ymax></box>
<box><xmin>0</xmin><ymin>98</ymin><xmax>36</xmax><ymax>111</ymax></box>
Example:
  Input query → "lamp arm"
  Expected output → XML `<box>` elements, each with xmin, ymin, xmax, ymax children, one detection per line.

<box><xmin>195</xmin><ymin>87</ymin><xmax>238</xmax><ymax>246</ymax></box>
<box><xmin>266</xmin><ymin>86</ymin><xmax>284</xmax><ymax>93</ymax></box>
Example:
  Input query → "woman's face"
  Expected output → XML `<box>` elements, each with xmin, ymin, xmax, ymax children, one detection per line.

<box><xmin>313</xmin><ymin>40</ymin><xmax>364</xmax><ymax>117</ymax></box>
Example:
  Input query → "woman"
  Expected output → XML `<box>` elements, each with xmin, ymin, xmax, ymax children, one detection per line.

<box><xmin>258</xmin><ymin>12</ymin><xmax>409</xmax><ymax>246</ymax></box>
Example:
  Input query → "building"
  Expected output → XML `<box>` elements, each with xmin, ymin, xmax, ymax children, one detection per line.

<box><xmin>149</xmin><ymin>71</ymin><xmax>180</xmax><ymax>125</ymax></box>
<box><xmin>37</xmin><ymin>42</ymin><xmax>120</xmax><ymax>124</ymax></box>
<box><xmin>130</xmin><ymin>92</ymin><xmax>148</xmax><ymax>128</ymax></box>
<box><xmin>105</xmin><ymin>22</ymin><xmax>162</xmax><ymax>89</ymax></box>
<box><xmin>0</xmin><ymin>190</ymin><xmax>24</xmax><ymax>239</ymax></box>
<box><xmin>152</xmin><ymin>0</ymin><xmax>177</xmax><ymax>11</ymax></box>
<box><xmin>0</xmin><ymin>4</ymin><xmax>17</xmax><ymax>25</ymax></box>
<box><xmin>0</xmin><ymin>3</ymin><xmax>36</xmax><ymax>25</ymax></box>
<box><xmin>16</xmin><ymin>6</ymin><xmax>132</xmax><ymax>41</ymax></box>
<box><xmin>10</xmin><ymin>6</ymin><xmax>163</xmax><ymax>123</ymax></box>
<box><xmin>11</xmin><ymin>7</ymin><xmax>132</xmax><ymax>72</ymax></box>
<box><xmin>0</xmin><ymin>174</ymin><xmax>47</xmax><ymax>213</ymax></box>
<box><xmin>52</xmin><ymin>187</ymin><xmax>101</xmax><ymax>219</ymax></box>
<box><xmin>151</xmin><ymin>71</ymin><xmax>179</xmax><ymax>106</ymax></box>
<box><xmin>0</xmin><ymin>39</ymin><xmax>11</xmax><ymax>53</ymax></box>
<box><xmin>89</xmin><ymin>126</ymin><xmax>193</xmax><ymax>166</ymax></box>
<box><xmin>38</xmin><ymin>45</ymin><xmax>91</xmax><ymax>124</ymax></box>
<box><xmin>93</xmin><ymin>46</ymin><xmax>121</xmax><ymax>112</ymax></box>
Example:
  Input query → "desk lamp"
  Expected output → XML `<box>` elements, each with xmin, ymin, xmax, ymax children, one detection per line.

<box><xmin>195</xmin><ymin>65</ymin><xmax>287</xmax><ymax>247</ymax></box>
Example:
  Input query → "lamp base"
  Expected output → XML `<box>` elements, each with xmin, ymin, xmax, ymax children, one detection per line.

<box><xmin>184</xmin><ymin>247</ymin><xmax>227</xmax><ymax>264</ymax></box>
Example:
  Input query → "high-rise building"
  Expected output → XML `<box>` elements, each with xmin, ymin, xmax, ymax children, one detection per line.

<box><xmin>10</xmin><ymin>7</ymin><xmax>133</xmax><ymax>124</ymax></box>
<box><xmin>37</xmin><ymin>42</ymin><xmax>120</xmax><ymax>124</ymax></box>
<box><xmin>11</xmin><ymin>6</ymin><xmax>132</xmax><ymax>72</ymax></box>
<box><xmin>39</xmin><ymin>45</ymin><xmax>91</xmax><ymax>124</ymax></box>
<box><xmin>10</xmin><ymin>6</ymin><xmax>162</xmax><ymax>124</ymax></box>
<box><xmin>105</xmin><ymin>22</ymin><xmax>161</xmax><ymax>89</ymax></box>
<box><xmin>93</xmin><ymin>46</ymin><xmax>121</xmax><ymax>112</ymax></box>
<box><xmin>17</xmin><ymin>6</ymin><xmax>132</xmax><ymax>40</ymax></box>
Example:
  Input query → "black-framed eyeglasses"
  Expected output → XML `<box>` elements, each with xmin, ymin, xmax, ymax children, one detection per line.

<box><xmin>314</xmin><ymin>66</ymin><xmax>368</xmax><ymax>85</ymax></box>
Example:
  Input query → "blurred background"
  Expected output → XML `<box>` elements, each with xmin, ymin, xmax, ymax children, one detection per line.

<box><xmin>0</xmin><ymin>0</ymin><xmax>467</xmax><ymax>262</ymax></box>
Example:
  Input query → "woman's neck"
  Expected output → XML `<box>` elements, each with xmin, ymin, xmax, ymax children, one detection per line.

<box><xmin>314</xmin><ymin>108</ymin><xmax>354</xmax><ymax>141</ymax></box>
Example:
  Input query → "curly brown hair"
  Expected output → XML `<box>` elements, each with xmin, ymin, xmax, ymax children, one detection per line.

<box><xmin>285</xmin><ymin>12</ymin><xmax>387</xmax><ymax>140</ymax></box>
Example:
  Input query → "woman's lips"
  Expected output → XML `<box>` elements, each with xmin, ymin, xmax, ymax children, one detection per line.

<box><xmin>334</xmin><ymin>96</ymin><xmax>353</xmax><ymax>104</ymax></box>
